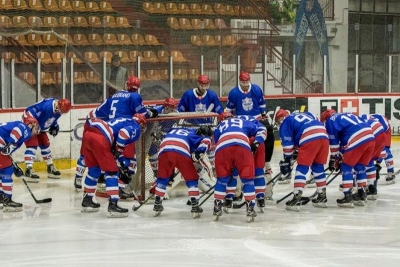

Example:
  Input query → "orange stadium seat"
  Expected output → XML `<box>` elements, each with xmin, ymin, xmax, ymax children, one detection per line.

<box><xmin>190</xmin><ymin>3</ymin><xmax>202</xmax><ymax>14</ymax></box>
<box><xmin>202</xmin><ymin>35</ymin><xmax>216</xmax><ymax>46</ymax></box>
<box><xmin>116</xmin><ymin>17</ymin><xmax>132</xmax><ymax>28</ymax></box>
<box><xmin>36</xmin><ymin>51</ymin><xmax>54</xmax><ymax>64</ymax></box>
<box><xmin>43</xmin><ymin>16</ymin><xmax>59</xmax><ymax>27</ymax></box>
<box><xmin>129</xmin><ymin>50</ymin><xmax>142</xmax><ymax>62</ymax></box>
<box><xmin>1</xmin><ymin>0</ymin><xmax>14</xmax><ymax>10</ymax></box>
<box><xmin>165</xmin><ymin>3</ymin><xmax>178</xmax><ymax>14</ymax></box>
<box><xmin>73</xmin><ymin>72</ymin><xmax>89</xmax><ymax>84</ymax></box>
<box><xmin>14</xmin><ymin>35</ymin><xmax>31</xmax><ymax>46</ymax></box>
<box><xmin>58</xmin><ymin>33</ymin><xmax>75</xmax><ymax>45</ymax></box>
<box><xmin>13</xmin><ymin>0</ymin><xmax>28</xmax><ymax>10</ymax></box>
<box><xmin>86</xmin><ymin>71</ymin><xmax>101</xmax><ymax>84</ymax></box>
<box><xmin>115</xmin><ymin>51</ymin><xmax>132</xmax><ymax>63</ymax></box>
<box><xmin>58</xmin><ymin>0</ymin><xmax>73</xmax><ymax>11</ymax></box>
<box><xmin>202</xmin><ymin>4</ymin><xmax>214</xmax><ymax>15</ymax></box>
<box><xmin>44</xmin><ymin>0</ymin><xmax>60</xmax><ymax>11</ymax></box>
<box><xmin>28</xmin><ymin>16</ymin><xmax>43</xmax><ymax>27</ymax></box>
<box><xmin>86</xmin><ymin>1</ymin><xmax>100</xmax><ymax>12</ymax></box>
<box><xmin>51</xmin><ymin>51</ymin><xmax>66</xmax><ymax>64</ymax></box>
<box><xmin>41</xmin><ymin>72</ymin><xmax>56</xmax><ymax>85</ymax></box>
<box><xmin>73</xmin><ymin>33</ymin><xmax>90</xmax><ymax>46</ymax></box>
<box><xmin>177</xmin><ymin>3</ymin><xmax>190</xmax><ymax>14</ymax></box>
<box><xmin>145</xmin><ymin>34</ymin><xmax>163</xmax><ymax>45</ymax></box>
<box><xmin>153</xmin><ymin>2</ymin><xmax>166</xmax><ymax>13</ymax></box>
<box><xmin>84</xmin><ymin>52</ymin><xmax>101</xmax><ymax>63</ymax></box>
<box><xmin>43</xmin><ymin>33</ymin><xmax>60</xmax><ymax>46</ymax></box>
<box><xmin>234</xmin><ymin>5</ymin><xmax>241</xmax><ymax>16</ymax></box>
<box><xmin>215</xmin><ymin>18</ymin><xmax>228</xmax><ymax>29</ymax></box>
<box><xmin>0</xmin><ymin>36</ymin><xmax>10</xmax><ymax>46</ymax></box>
<box><xmin>20</xmin><ymin>52</ymin><xmax>35</xmax><ymax>63</ymax></box>
<box><xmin>171</xmin><ymin>50</ymin><xmax>188</xmax><ymax>62</ymax></box>
<box><xmin>222</xmin><ymin>35</ymin><xmax>238</xmax><ymax>46</ymax></box>
<box><xmin>2</xmin><ymin>52</ymin><xmax>19</xmax><ymax>63</ymax></box>
<box><xmin>157</xmin><ymin>50</ymin><xmax>169</xmax><ymax>62</ymax></box>
<box><xmin>19</xmin><ymin>72</ymin><xmax>36</xmax><ymax>85</ymax></box>
<box><xmin>179</xmin><ymin>18</ymin><xmax>192</xmax><ymax>30</ymax></box>
<box><xmin>245</xmin><ymin>6</ymin><xmax>256</xmax><ymax>16</ymax></box>
<box><xmin>225</xmin><ymin>5</ymin><xmax>236</xmax><ymax>16</ymax></box>
<box><xmin>143</xmin><ymin>2</ymin><xmax>154</xmax><ymax>13</ymax></box>
<box><xmin>214</xmin><ymin>3</ymin><xmax>225</xmax><ymax>15</ymax></box>
<box><xmin>88</xmin><ymin>16</ymin><xmax>102</xmax><ymax>27</ymax></box>
<box><xmin>74</xmin><ymin>16</ymin><xmax>89</xmax><ymax>27</ymax></box>
<box><xmin>88</xmin><ymin>33</ymin><xmax>103</xmax><ymax>45</ymax></box>
<box><xmin>146</xmin><ymin>70</ymin><xmax>162</xmax><ymax>80</ymax></box>
<box><xmin>100</xmin><ymin>50</ymin><xmax>113</xmax><ymax>63</ymax></box>
<box><xmin>0</xmin><ymin>15</ymin><xmax>12</xmax><ymax>28</ymax></box>
<box><xmin>191</xmin><ymin>18</ymin><xmax>202</xmax><ymax>30</ymax></box>
<box><xmin>190</xmin><ymin>35</ymin><xmax>202</xmax><ymax>46</ymax></box>
<box><xmin>160</xmin><ymin>69</ymin><xmax>168</xmax><ymax>80</ymax></box>
<box><xmin>55</xmin><ymin>72</ymin><xmax>68</xmax><ymax>84</ymax></box>
<box><xmin>131</xmin><ymin>33</ymin><xmax>145</xmax><ymax>45</ymax></box>
<box><xmin>167</xmin><ymin>17</ymin><xmax>180</xmax><ymax>30</ymax></box>
<box><xmin>117</xmin><ymin>34</ymin><xmax>133</xmax><ymax>45</ymax></box>
<box><xmin>188</xmin><ymin>68</ymin><xmax>200</xmax><ymax>80</ymax></box>
<box><xmin>12</xmin><ymin>16</ymin><xmax>28</xmax><ymax>27</ymax></box>
<box><xmin>71</xmin><ymin>0</ymin><xmax>85</xmax><ymax>11</ymax></box>
<box><xmin>58</xmin><ymin>16</ymin><xmax>73</xmax><ymax>27</ymax></box>
<box><xmin>99</xmin><ymin>1</ymin><xmax>114</xmax><ymax>12</ymax></box>
<box><xmin>139</xmin><ymin>70</ymin><xmax>147</xmax><ymax>81</ymax></box>
<box><xmin>142</xmin><ymin>51</ymin><xmax>159</xmax><ymax>63</ymax></box>
<box><xmin>103</xmin><ymin>33</ymin><xmax>118</xmax><ymax>45</ymax></box>
<box><xmin>103</xmin><ymin>15</ymin><xmax>117</xmax><ymax>28</ymax></box>
<box><xmin>27</xmin><ymin>33</ymin><xmax>46</xmax><ymax>46</ymax></box>
<box><xmin>174</xmin><ymin>69</ymin><xmax>188</xmax><ymax>79</ymax></box>
<box><xmin>28</xmin><ymin>0</ymin><xmax>46</xmax><ymax>11</ymax></box>
<box><xmin>203</xmin><ymin>18</ymin><xmax>216</xmax><ymax>29</ymax></box>
<box><xmin>214</xmin><ymin>35</ymin><xmax>222</xmax><ymax>45</ymax></box>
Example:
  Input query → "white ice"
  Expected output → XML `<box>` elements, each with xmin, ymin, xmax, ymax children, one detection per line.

<box><xmin>1</xmin><ymin>144</ymin><xmax>400</xmax><ymax>267</ymax></box>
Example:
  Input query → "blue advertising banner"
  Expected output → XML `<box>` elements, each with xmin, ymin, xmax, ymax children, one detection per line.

<box><xmin>294</xmin><ymin>0</ymin><xmax>330</xmax><ymax>80</ymax></box>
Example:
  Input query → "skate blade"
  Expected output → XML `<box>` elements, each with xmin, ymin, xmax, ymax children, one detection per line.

<box><xmin>285</xmin><ymin>205</ymin><xmax>300</xmax><ymax>212</ymax></box>
<box><xmin>306</xmin><ymin>184</ymin><xmax>317</xmax><ymax>188</ymax></box>
<box><xmin>3</xmin><ymin>206</ymin><xmax>23</xmax><ymax>212</ymax></box>
<box><xmin>75</xmin><ymin>188</ymin><xmax>82</xmax><ymax>193</ymax></box>
<box><xmin>265</xmin><ymin>198</ymin><xmax>276</xmax><ymax>205</ymax></box>
<box><xmin>81</xmin><ymin>207</ymin><xmax>100</xmax><ymax>213</ymax></box>
<box><xmin>386</xmin><ymin>180</ymin><xmax>395</xmax><ymax>185</ymax></box>
<box><xmin>367</xmin><ymin>195</ymin><xmax>378</xmax><ymax>200</ymax></box>
<box><xmin>312</xmin><ymin>202</ymin><xmax>327</xmax><ymax>208</ymax></box>
<box><xmin>213</xmin><ymin>215</ymin><xmax>220</xmax><ymax>221</ymax></box>
<box><xmin>337</xmin><ymin>203</ymin><xmax>354</xmax><ymax>208</ymax></box>
<box><xmin>354</xmin><ymin>200</ymin><xmax>366</xmax><ymax>206</ymax></box>
<box><xmin>26</xmin><ymin>178</ymin><xmax>39</xmax><ymax>183</ymax></box>
<box><xmin>108</xmin><ymin>212</ymin><xmax>128</xmax><ymax>218</ymax></box>
<box><xmin>258</xmin><ymin>207</ymin><xmax>264</xmax><ymax>213</ymax></box>
<box><xmin>223</xmin><ymin>207</ymin><xmax>231</xmax><ymax>214</ymax></box>
<box><xmin>192</xmin><ymin>212</ymin><xmax>201</xmax><ymax>219</ymax></box>
<box><xmin>247</xmin><ymin>216</ymin><xmax>256</xmax><ymax>222</ymax></box>
<box><xmin>278</xmin><ymin>180</ymin><xmax>291</xmax><ymax>185</ymax></box>
<box><xmin>48</xmin><ymin>175</ymin><xmax>61</xmax><ymax>179</ymax></box>
<box><xmin>154</xmin><ymin>211</ymin><xmax>162</xmax><ymax>217</ymax></box>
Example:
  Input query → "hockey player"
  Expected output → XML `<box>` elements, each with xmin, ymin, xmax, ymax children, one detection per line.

<box><xmin>22</xmin><ymin>98</ymin><xmax>71</xmax><ymax>182</ymax></box>
<box><xmin>370</xmin><ymin>114</ymin><xmax>396</xmax><ymax>185</ymax></box>
<box><xmin>213</xmin><ymin>112</ymin><xmax>267</xmax><ymax>222</ymax></box>
<box><xmin>80</xmin><ymin>114</ymin><xmax>146</xmax><ymax>218</ymax></box>
<box><xmin>177</xmin><ymin>74</ymin><xmax>224</xmax><ymax>124</ymax></box>
<box><xmin>0</xmin><ymin>117</ymin><xmax>39</xmax><ymax>211</ymax></box>
<box><xmin>225</xmin><ymin>71</ymin><xmax>275</xmax><ymax>199</ymax></box>
<box><xmin>321</xmin><ymin>109</ymin><xmax>375</xmax><ymax>208</ymax></box>
<box><xmin>152</xmin><ymin>126</ymin><xmax>213</xmax><ymax>218</ymax></box>
<box><xmin>275</xmin><ymin>109</ymin><xmax>329</xmax><ymax>211</ymax></box>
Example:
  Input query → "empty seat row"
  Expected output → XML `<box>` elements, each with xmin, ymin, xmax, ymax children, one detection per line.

<box><xmin>0</xmin><ymin>33</ymin><xmax>163</xmax><ymax>47</ymax></box>
<box><xmin>190</xmin><ymin>35</ymin><xmax>239</xmax><ymax>46</ymax></box>
<box><xmin>0</xmin><ymin>15</ymin><xmax>131</xmax><ymax>28</ymax></box>
<box><xmin>0</xmin><ymin>0</ymin><xmax>114</xmax><ymax>12</ymax></box>
<box><xmin>167</xmin><ymin>17</ymin><xmax>228</xmax><ymax>30</ymax></box>
<box><xmin>140</xmin><ymin>68</ymin><xmax>200</xmax><ymax>81</ymax></box>
<box><xmin>143</xmin><ymin>2</ymin><xmax>259</xmax><ymax>17</ymax></box>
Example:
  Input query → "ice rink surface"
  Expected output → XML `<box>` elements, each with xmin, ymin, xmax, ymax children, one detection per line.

<box><xmin>1</xmin><ymin>144</ymin><xmax>400</xmax><ymax>267</ymax></box>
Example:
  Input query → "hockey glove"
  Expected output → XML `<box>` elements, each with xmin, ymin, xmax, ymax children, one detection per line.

<box><xmin>113</xmin><ymin>146</ymin><xmax>124</xmax><ymax>160</ymax></box>
<box><xmin>250</xmin><ymin>141</ymin><xmax>260</xmax><ymax>154</ymax></box>
<box><xmin>1</xmin><ymin>144</ymin><xmax>16</xmax><ymax>155</ymax></box>
<box><xmin>328</xmin><ymin>155</ymin><xmax>341</xmax><ymax>172</ymax></box>
<box><xmin>148</xmin><ymin>108</ymin><xmax>159</xmax><ymax>118</ymax></box>
<box><xmin>192</xmin><ymin>151</ymin><xmax>203</xmax><ymax>162</ymax></box>
<box><xmin>49</xmin><ymin>124</ymin><xmax>60</xmax><ymax>137</ymax></box>
<box><xmin>12</xmin><ymin>161</ymin><xmax>24</xmax><ymax>177</ymax></box>
<box><xmin>279</xmin><ymin>158</ymin><xmax>292</xmax><ymax>175</ymax></box>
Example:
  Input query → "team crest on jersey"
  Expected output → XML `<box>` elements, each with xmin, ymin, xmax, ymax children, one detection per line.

<box><xmin>195</xmin><ymin>103</ymin><xmax>207</xmax><ymax>112</ymax></box>
<box><xmin>44</xmin><ymin>118</ymin><xmax>56</xmax><ymax>129</ymax></box>
<box><xmin>242</xmin><ymin>97</ymin><xmax>253</xmax><ymax>111</ymax></box>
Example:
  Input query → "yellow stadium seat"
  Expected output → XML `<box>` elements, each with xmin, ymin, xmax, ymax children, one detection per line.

<box><xmin>225</xmin><ymin>5</ymin><xmax>235</xmax><ymax>16</ymax></box>
<box><xmin>160</xmin><ymin>69</ymin><xmax>169</xmax><ymax>80</ymax></box>
<box><xmin>188</xmin><ymin>68</ymin><xmax>200</xmax><ymax>80</ymax></box>
<box><xmin>103</xmin><ymin>33</ymin><xmax>118</xmax><ymax>45</ymax></box>
<box><xmin>27</xmin><ymin>33</ymin><xmax>46</xmax><ymax>46</ymax></box>
<box><xmin>73</xmin><ymin>72</ymin><xmax>89</xmax><ymax>84</ymax></box>
<box><xmin>43</xmin><ymin>16</ymin><xmax>59</xmax><ymax>27</ymax></box>
<box><xmin>103</xmin><ymin>15</ymin><xmax>117</xmax><ymax>28</ymax></box>
<box><xmin>117</xmin><ymin>34</ymin><xmax>133</xmax><ymax>45</ymax></box>
<box><xmin>215</xmin><ymin>18</ymin><xmax>228</xmax><ymax>29</ymax></box>
<box><xmin>99</xmin><ymin>1</ymin><xmax>113</xmax><ymax>12</ymax></box>
<box><xmin>12</xmin><ymin>16</ymin><xmax>28</xmax><ymax>27</ymax></box>
<box><xmin>100</xmin><ymin>51</ymin><xmax>113</xmax><ymax>63</ymax></box>
<box><xmin>71</xmin><ymin>0</ymin><xmax>85</xmax><ymax>11</ymax></box>
<box><xmin>0</xmin><ymin>36</ymin><xmax>10</xmax><ymax>46</ymax></box>
<box><xmin>58</xmin><ymin>33</ymin><xmax>75</xmax><ymax>45</ymax></box>
<box><xmin>20</xmin><ymin>52</ymin><xmax>35</xmax><ymax>63</ymax></box>
<box><xmin>68</xmin><ymin>52</ymin><xmax>84</xmax><ymax>64</ymax></box>
<box><xmin>73</xmin><ymin>33</ymin><xmax>90</xmax><ymax>46</ymax></box>
<box><xmin>43</xmin><ymin>33</ymin><xmax>60</xmax><ymax>46</ymax></box>
<box><xmin>202</xmin><ymin>4</ymin><xmax>214</xmax><ymax>14</ymax></box>
<box><xmin>191</xmin><ymin>18</ymin><xmax>202</xmax><ymax>30</ymax></box>
<box><xmin>171</xmin><ymin>50</ymin><xmax>188</xmax><ymax>62</ymax></box>
<box><xmin>88</xmin><ymin>33</ymin><xmax>103</xmax><ymax>45</ymax></box>
<box><xmin>44</xmin><ymin>0</ymin><xmax>59</xmax><ymax>11</ymax></box>
<box><xmin>214</xmin><ymin>35</ymin><xmax>222</xmax><ymax>46</ymax></box>
<box><xmin>179</xmin><ymin>18</ymin><xmax>192</xmax><ymax>30</ymax></box>
<box><xmin>203</xmin><ymin>18</ymin><xmax>216</xmax><ymax>29</ymax></box>
<box><xmin>131</xmin><ymin>33</ymin><xmax>145</xmax><ymax>45</ymax></box>
<box><xmin>153</xmin><ymin>2</ymin><xmax>166</xmax><ymax>13</ymax></box>
<box><xmin>58</xmin><ymin>0</ymin><xmax>73</xmax><ymax>11</ymax></box>
<box><xmin>2</xmin><ymin>52</ymin><xmax>19</xmax><ymax>63</ymax></box>
<box><xmin>0</xmin><ymin>15</ymin><xmax>12</xmax><ymax>28</ymax></box>
<box><xmin>84</xmin><ymin>52</ymin><xmax>101</xmax><ymax>63</ymax></box>
<box><xmin>115</xmin><ymin>51</ymin><xmax>132</xmax><ymax>63</ymax></box>
<box><xmin>202</xmin><ymin>35</ymin><xmax>216</xmax><ymax>46</ymax></box>
<box><xmin>51</xmin><ymin>51</ymin><xmax>66</xmax><ymax>64</ymax></box>
<box><xmin>13</xmin><ymin>0</ymin><xmax>28</xmax><ymax>9</ymax></box>
<box><xmin>116</xmin><ymin>17</ymin><xmax>132</xmax><ymax>28</ymax></box>
<box><xmin>36</xmin><ymin>51</ymin><xmax>54</xmax><ymax>64</ymax></box>
<box><xmin>86</xmin><ymin>71</ymin><xmax>101</xmax><ymax>84</ymax></box>
<box><xmin>214</xmin><ymin>3</ymin><xmax>225</xmax><ymax>15</ymax></box>
<box><xmin>19</xmin><ymin>72</ymin><xmax>36</xmax><ymax>85</ymax></box>
<box><xmin>142</xmin><ymin>51</ymin><xmax>159</xmax><ymax>63</ymax></box>
<box><xmin>28</xmin><ymin>0</ymin><xmax>46</xmax><ymax>11</ymax></box>
<box><xmin>146</xmin><ymin>70</ymin><xmax>162</xmax><ymax>80</ymax></box>
<box><xmin>157</xmin><ymin>50</ymin><xmax>169</xmax><ymax>62</ymax></box>
<box><xmin>189</xmin><ymin>3</ymin><xmax>202</xmax><ymax>14</ymax></box>
<box><xmin>165</xmin><ymin>3</ymin><xmax>178</xmax><ymax>14</ymax></box>
<box><xmin>58</xmin><ymin>16</ymin><xmax>73</xmax><ymax>27</ymax></box>
<box><xmin>190</xmin><ymin>35</ymin><xmax>202</xmax><ymax>46</ymax></box>
<box><xmin>41</xmin><ymin>72</ymin><xmax>56</xmax><ymax>85</ymax></box>
<box><xmin>143</xmin><ymin>2</ymin><xmax>154</xmax><ymax>13</ymax></box>
<box><xmin>173</xmin><ymin>69</ymin><xmax>188</xmax><ymax>79</ymax></box>
<box><xmin>28</xmin><ymin>16</ymin><xmax>43</xmax><ymax>27</ymax></box>
<box><xmin>129</xmin><ymin>50</ymin><xmax>142</xmax><ymax>62</ymax></box>
<box><xmin>86</xmin><ymin>1</ymin><xmax>100</xmax><ymax>12</ymax></box>
<box><xmin>1</xmin><ymin>0</ymin><xmax>14</xmax><ymax>10</ymax></box>
<box><xmin>73</xmin><ymin>16</ymin><xmax>89</xmax><ymax>27</ymax></box>
<box><xmin>145</xmin><ymin>34</ymin><xmax>163</xmax><ymax>46</ymax></box>
<box><xmin>167</xmin><ymin>17</ymin><xmax>180</xmax><ymax>30</ymax></box>
<box><xmin>88</xmin><ymin>16</ymin><xmax>102</xmax><ymax>27</ymax></box>
<box><xmin>177</xmin><ymin>3</ymin><xmax>190</xmax><ymax>14</ymax></box>
<box><xmin>222</xmin><ymin>35</ymin><xmax>238</xmax><ymax>46</ymax></box>
<box><xmin>14</xmin><ymin>35</ymin><xmax>31</xmax><ymax>46</ymax></box>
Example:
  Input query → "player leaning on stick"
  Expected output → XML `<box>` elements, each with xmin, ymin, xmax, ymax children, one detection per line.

<box><xmin>275</xmin><ymin>109</ymin><xmax>329</xmax><ymax>211</ymax></box>
<box><xmin>0</xmin><ymin>117</ymin><xmax>39</xmax><ymax>211</ymax></box>
<box><xmin>22</xmin><ymin>98</ymin><xmax>71</xmax><ymax>182</ymax></box>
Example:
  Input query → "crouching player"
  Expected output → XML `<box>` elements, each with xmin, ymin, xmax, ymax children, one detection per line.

<box><xmin>275</xmin><ymin>109</ymin><xmax>329</xmax><ymax>211</ymax></box>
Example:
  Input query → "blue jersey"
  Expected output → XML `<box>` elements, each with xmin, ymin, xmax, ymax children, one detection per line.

<box><xmin>177</xmin><ymin>89</ymin><xmax>223</xmax><ymax>124</ymax></box>
<box><xmin>214</xmin><ymin>117</ymin><xmax>267</xmax><ymax>153</ymax></box>
<box><xmin>226</xmin><ymin>84</ymin><xmax>266</xmax><ymax>118</ymax></box>
<box><xmin>0</xmin><ymin>121</ymin><xmax>33</xmax><ymax>153</ymax></box>
<box><xmin>23</xmin><ymin>98</ymin><xmax>61</xmax><ymax>131</ymax></box>
<box><xmin>87</xmin><ymin>99</ymin><xmax>111</xmax><ymax>121</ymax></box>
<box><xmin>370</xmin><ymin>114</ymin><xmax>390</xmax><ymax>132</ymax></box>
<box><xmin>158</xmin><ymin>128</ymin><xmax>211</xmax><ymax>159</ymax></box>
<box><xmin>109</xmin><ymin>90</ymin><xmax>149</xmax><ymax>119</ymax></box>
<box><xmin>107</xmin><ymin>117</ymin><xmax>141</xmax><ymax>148</ymax></box>
<box><xmin>361</xmin><ymin>116</ymin><xmax>385</xmax><ymax>138</ymax></box>
<box><xmin>235</xmin><ymin>115</ymin><xmax>267</xmax><ymax>131</ymax></box>
<box><xmin>279</xmin><ymin>112</ymin><xmax>328</xmax><ymax>159</ymax></box>
<box><xmin>325</xmin><ymin>113</ymin><xmax>375</xmax><ymax>155</ymax></box>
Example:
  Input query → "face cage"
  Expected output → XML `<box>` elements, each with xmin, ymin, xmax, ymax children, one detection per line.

<box><xmin>197</xmin><ymin>83</ymin><xmax>210</xmax><ymax>91</ymax></box>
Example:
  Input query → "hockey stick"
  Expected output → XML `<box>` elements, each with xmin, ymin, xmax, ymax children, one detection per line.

<box><xmin>305</xmin><ymin>167</ymin><xmax>330</xmax><ymax>185</ymax></box>
<box><xmin>198</xmin><ymin>187</ymin><xmax>215</xmax><ymax>207</ymax></box>
<box><xmin>186</xmin><ymin>183</ymin><xmax>216</xmax><ymax>205</ymax></box>
<box><xmin>116</xmin><ymin>163</ymin><xmax>143</xmax><ymax>204</ymax></box>
<box><xmin>300</xmin><ymin>170</ymin><xmax>341</xmax><ymax>205</ymax></box>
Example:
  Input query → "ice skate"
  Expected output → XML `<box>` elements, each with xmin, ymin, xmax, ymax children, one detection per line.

<box><xmin>245</xmin><ymin>201</ymin><xmax>257</xmax><ymax>222</ymax></box>
<box><xmin>25</xmin><ymin>166</ymin><xmax>39</xmax><ymax>183</ymax></box>
<box><xmin>223</xmin><ymin>198</ymin><xmax>233</xmax><ymax>214</ymax></box>
<box><xmin>81</xmin><ymin>193</ymin><xmax>100</xmax><ymax>212</ymax></box>
<box><xmin>366</xmin><ymin>184</ymin><xmax>378</xmax><ymax>200</ymax></box>
<box><xmin>153</xmin><ymin>196</ymin><xmax>164</xmax><ymax>217</ymax></box>
<box><xmin>2</xmin><ymin>195</ymin><xmax>23</xmax><ymax>212</ymax></box>
<box><xmin>337</xmin><ymin>191</ymin><xmax>354</xmax><ymax>208</ymax></box>
<box><xmin>385</xmin><ymin>172</ymin><xmax>396</xmax><ymax>185</ymax></box>
<box><xmin>74</xmin><ymin>176</ymin><xmax>82</xmax><ymax>191</ymax></box>
<box><xmin>306</xmin><ymin>173</ymin><xmax>316</xmax><ymax>188</ymax></box>
<box><xmin>119</xmin><ymin>188</ymin><xmax>136</xmax><ymax>200</ymax></box>
<box><xmin>213</xmin><ymin>199</ymin><xmax>223</xmax><ymax>221</ymax></box>
<box><xmin>285</xmin><ymin>191</ymin><xmax>302</xmax><ymax>212</ymax></box>
<box><xmin>0</xmin><ymin>193</ymin><xmax>4</xmax><ymax>207</ymax></box>
<box><xmin>47</xmin><ymin>164</ymin><xmax>61</xmax><ymax>179</ymax></box>
<box><xmin>278</xmin><ymin>173</ymin><xmax>291</xmax><ymax>184</ymax></box>
<box><xmin>256</xmin><ymin>198</ymin><xmax>265</xmax><ymax>213</ymax></box>
<box><xmin>352</xmin><ymin>188</ymin><xmax>367</xmax><ymax>206</ymax></box>
<box><xmin>264</xmin><ymin>173</ymin><xmax>275</xmax><ymax>204</ymax></box>
<box><xmin>108</xmin><ymin>200</ymin><xmax>128</xmax><ymax>218</ymax></box>
<box><xmin>95</xmin><ymin>182</ymin><xmax>107</xmax><ymax>198</ymax></box>
<box><xmin>311</xmin><ymin>188</ymin><xmax>327</xmax><ymax>208</ymax></box>
<box><xmin>190</xmin><ymin>197</ymin><xmax>203</xmax><ymax>219</ymax></box>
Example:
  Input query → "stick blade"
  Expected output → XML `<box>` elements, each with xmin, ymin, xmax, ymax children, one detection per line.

<box><xmin>36</xmin><ymin>198</ymin><xmax>52</xmax><ymax>204</ymax></box>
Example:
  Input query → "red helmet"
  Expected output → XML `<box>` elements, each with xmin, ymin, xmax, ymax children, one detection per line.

<box><xmin>218</xmin><ymin>111</ymin><xmax>234</xmax><ymax>123</ymax></box>
<box><xmin>274</xmin><ymin>109</ymin><xmax>289</xmax><ymax>126</ymax></box>
<box><xmin>163</xmin><ymin>97</ymin><xmax>178</xmax><ymax>109</ymax></box>
<box><xmin>23</xmin><ymin>116</ymin><xmax>38</xmax><ymax>126</ymax></box>
<box><xmin>239</xmin><ymin>71</ymin><xmax>251</xmax><ymax>82</ymax></box>
<box><xmin>126</xmin><ymin>76</ymin><xmax>140</xmax><ymax>92</ymax></box>
<box><xmin>197</xmin><ymin>75</ymin><xmax>210</xmax><ymax>85</ymax></box>
<box><xmin>58</xmin><ymin>99</ymin><xmax>71</xmax><ymax>114</ymax></box>
<box><xmin>320</xmin><ymin>109</ymin><xmax>336</xmax><ymax>123</ymax></box>
<box><xmin>133</xmin><ymin>113</ymin><xmax>147</xmax><ymax>127</ymax></box>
